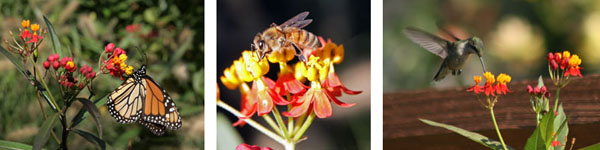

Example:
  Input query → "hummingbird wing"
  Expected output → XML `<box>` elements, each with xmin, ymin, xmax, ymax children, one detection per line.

<box><xmin>404</xmin><ymin>27</ymin><xmax>449</xmax><ymax>58</ymax></box>
<box><xmin>433</xmin><ymin>62</ymin><xmax>450</xmax><ymax>81</ymax></box>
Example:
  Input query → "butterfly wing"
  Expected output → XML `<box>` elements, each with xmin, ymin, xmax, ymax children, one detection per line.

<box><xmin>137</xmin><ymin>120</ymin><xmax>166</xmax><ymax>136</ymax></box>
<box><xmin>107</xmin><ymin>77</ymin><xmax>145</xmax><ymax>124</ymax></box>
<box><xmin>140</xmin><ymin>76</ymin><xmax>182</xmax><ymax>130</ymax></box>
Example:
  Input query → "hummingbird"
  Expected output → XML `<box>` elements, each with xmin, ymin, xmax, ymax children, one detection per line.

<box><xmin>403</xmin><ymin>27</ymin><xmax>487</xmax><ymax>81</ymax></box>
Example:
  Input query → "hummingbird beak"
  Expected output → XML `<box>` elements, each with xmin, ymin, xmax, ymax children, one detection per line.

<box><xmin>478</xmin><ymin>55</ymin><xmax>487</xmax><ymax>73</ymax></box>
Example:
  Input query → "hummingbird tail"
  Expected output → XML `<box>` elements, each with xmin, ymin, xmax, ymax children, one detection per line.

<box><xmin>433</xmin><ymin>63</ymin><xmax>449</xmax><ymax>81</ymax></box>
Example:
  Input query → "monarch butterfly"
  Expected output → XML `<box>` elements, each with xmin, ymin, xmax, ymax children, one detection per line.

<box><xmin>107</xmin><ymin>65</ymin><xmax>182</xmax><ymax>135</ymax></box>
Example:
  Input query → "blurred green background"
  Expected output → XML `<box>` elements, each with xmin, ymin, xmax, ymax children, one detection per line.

<box><xmin>385</xmin><ymin>0</ymin><xmax>600</xmax><ymax>91</ymax></box>
<box><xmin>0</xmin><ymin>0</ymin><xmax>204</xmax><ymax>149</ymax></box>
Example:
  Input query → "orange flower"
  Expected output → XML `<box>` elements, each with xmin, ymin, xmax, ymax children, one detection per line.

<box><xmin>21</xmin><ymin>20</ymin><xmax>30</xmax><ymax>28</ymax></box>
<box><xmin>467</xmin><ymin>76</ymin><xmax>484</xmax><ymax>94</ymax></box>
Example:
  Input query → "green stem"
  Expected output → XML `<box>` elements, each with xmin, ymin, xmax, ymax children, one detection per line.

<box><xmin>29</xmin><ymin>56</ymin><xmax>60</xmax><ymax>112</ymax></box>
<box><xmin>293</xmin><ymin>113</ymin><xmax>306</xmax><ymax>134</ymax></box>
<box><xmin>554</xmin><ymin>88</ymin><xmax>560</xmax><ymax>112</ymax></box>
<box><xmin>490</xmin><ymin>108</ymin><xmax>508</xmax><ymax>150</ymax></box>
<box><xmin>272</xmin><ymin>106</ymin><xmax>289</xmax><ymax>139</ymax></box>
<box><xmin>262</xmin><ymin>115</ymin><xmax>284</xmax><ymax>137</ymax></box>
<box><xmin>293</xmin><ymin>111</ymin><xmax>316</xmax><ymax>142</ymax></box>
<box><xmin>287</xmin><ymin>105</ymin><xmax>294</xmax><ymax>135</ymax></box>
<box><xmin>217</xmin><ymin>100</ymin><xmax>287</xmax><ymax>145</ymax></box>
<box><xmin>284</xmin><ymin>140</ymin><xmax>295</xmax><ymax>150</ymax></box>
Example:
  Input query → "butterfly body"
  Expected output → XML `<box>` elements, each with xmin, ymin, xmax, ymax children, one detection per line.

<box><xmin>403</xmin><ymin>27</ymin><xmax>487</xmax><ymax>81</ymax></box>
<box><xmin>107</xmin><ymin>65</ymin><xmax>181</xmax><ymax>135</ymax></box>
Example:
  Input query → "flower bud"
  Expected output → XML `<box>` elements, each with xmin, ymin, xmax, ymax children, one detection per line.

<box><xmin>105</xmin><ymin>43</ymin><xmax>115</xmax><ymax>53</ymax></box>
<box><xmin>43</xmin><ymin>61</ymin><xmax>50</xmax><ymax>69</ymax></box>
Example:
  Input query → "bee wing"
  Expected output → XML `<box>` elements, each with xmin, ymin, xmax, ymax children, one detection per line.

<box><xmin>404</xmin><ymin>27</ymin><xmax>449</xmax><ymax>58</ymax></box>
<box><xmin>280</xmin><ymin>11</ymin><xmax>312</xmax><ymax>29</ymax></box>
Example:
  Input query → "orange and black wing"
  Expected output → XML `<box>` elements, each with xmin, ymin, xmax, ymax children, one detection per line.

<box><xmin>137</xmin><ymin>120</ymin><xmax>166</xmax><ymax>136</ymax></box>
<box><xmin>107</xmin><ymin>77</ymin><xmax>145</xmax><ymax>124</ymax></box>
<box><xmin>140</xmin><ymin>76</ymin><xmax>182</xmax><ymax>130</ymax></box>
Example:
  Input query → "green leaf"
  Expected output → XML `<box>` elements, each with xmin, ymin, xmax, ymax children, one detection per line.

<box><xmin>524</xmin><ymin>126</ymin><xmax>545</xmax><ymax>150</ymax></box>
<box><xmin>420</xmin><ymin>119</ymin><xmax>513</xmax><ymax>150</ymax></box>
<box><xmin>33</xmin><ymin>113</ymin><xmax>59</xmax><ymax>150</ymax></box>
<box><xmin>580</xmin><ymin>143</ymin><xmax>600</xmax><ymax>150</ymax></box>
<box><xmin>76</xmin><ymin>98</ymin><xmax>103</xmax><ymax>138</ymax></box>
<box><xmin>537</xmin><ymin>76</ymin><xmax>544</xmax><ymax>88</ymax></box>
<box><xmin>71</xmin><ymin>95</ymin><xmax>107</xmax><ymax>127</ymax></box>
<box><xmin>0</xmin><ymin>140</ymin><xmax>33</xmax><ymax>150</ymax></box>
<box><xmin>73</xmin><ymin>129</ymin><xmax>106</xmax><ymax>150</ymax></box>
<box><xmin>553</xmin><ymin>105</ymin><xmax>569</xmax><ymax>150</ymax></box>
<box><xmin>0</xmin><ymin>46</ymin><xmax>27</xmax><ymax>76</ymax></box>
<box><xmin>217</xmin><ymin>113</ymin><xmax>244</xmax><ymax>150</ymax></box>
<box><xmin>43</xmin><ymin>16</ymin><xmax>65</xmax><ymax>56</ymax></box>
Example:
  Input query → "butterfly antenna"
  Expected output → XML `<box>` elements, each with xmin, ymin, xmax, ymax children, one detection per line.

<box><xmin>134</xmin><ymin>46</ymin><xmax>148</xmax><ymax>65</ymax></box>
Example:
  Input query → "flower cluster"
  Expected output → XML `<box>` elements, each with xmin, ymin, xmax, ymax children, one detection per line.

<box><xmin>19</xmin><ymin>20</ymin><xmax>44</xmax><ymax>44</ymax></box>
<box><xmin>235</xmin><ymin>143</ymin><xmax>272</xmax><ymax>150</ymax></box>
<box><xmin>41</xmin><ymin>53</ymin><xmax>97</xmax><ymax>89</ymax></box>
<box><xmin>547</xmin><ymin>51</ymin><xmax>582</xmax><ymax>77</ymax></box>
<box><xmin>4</xmin><ymin>20</ymin><xmax>46</xmax><ymax>57</ymax></box>
<box><xmin>101</xmin><ymin>43</ymin><xmax>134</xmax><ymax>79</ymax></box>
<box><xmin>527</xmin><ymin>85</ymin><xmax>550</xmax><ymax>98</ymax></box>
<box><xmin>43</xmin><ymin>53</ymin><xmax>61</xmax><ymax>69</ymax></box>
<box><xmin>547</xmin><ymin>51</ymin><xmax>582</xmax><ymax>88</ymax></box>
<box><xmin>467</xmin><ymin>72</ymin><xmax>512</xmax><ymax>96</ymax></box>
<box><xmin>220</xmin><ymin>37</ymin><xmax>361</xmax><ymax>126</ymax></box>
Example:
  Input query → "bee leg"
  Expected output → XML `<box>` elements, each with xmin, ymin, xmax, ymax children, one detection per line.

<box><xmin>291</xmin><ymin>43</ymin><xmax>307</xmax><ymax>63</ymax></box>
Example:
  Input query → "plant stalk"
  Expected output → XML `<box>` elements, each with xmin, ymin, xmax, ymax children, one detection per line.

<box><xmin>490</xmin><ymin>107</ymin><xmax>508</xmax><ymax>150</ymax></box>
<box><xmin>217</xmin><ymin>100</ymin><xmax>287</xmax><ymax>146</ymax></box>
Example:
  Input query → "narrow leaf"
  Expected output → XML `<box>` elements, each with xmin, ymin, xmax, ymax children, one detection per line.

<box><xmin>580</xmin><ymin>143</ymin><xmax>600</xmax><ymax>150</ymax></box>
<box><xmin>73</xmin><ymin>129</ymin><xmax>106</xmax><ymax>150</ymax></box>
<box><xmin>33</xmin><ymin>113</ymin><xmax>59</xmax><ymax>150</ymax></box>
<box><xmin>71</xmin><ymin>95</ymin><xmax>107</xmax><ymax>127</ymax></box>
<box><xmin>43</xmin><ymin>16</ymin><xmax>64</xmax><ymax>56</ymax></box>
<box><xmin>76</xmin><ymin>98</ymin><xmax>103</xmax><ymax>138</ymax></box>
<box><xmin>420</xmin><ymin>119</ymin><xmax>514</xmax><ymax>150</ymax></box>
<box><xmin>0</xmin><ymin>46</ymin><xmax>27</xmax><ymax>76</ymax></box>
<box><xmin>0</xmin><ymin>140</ymin><xmax>33</xmax><ymax>150</ymax></box>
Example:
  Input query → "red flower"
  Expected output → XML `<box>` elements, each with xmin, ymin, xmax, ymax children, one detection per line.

<box><xmin>284</xmin><ymin>82</ymin><xmax>355</xmax><ymax>118</ymax></box>
<box><xmin>27</xmin><ymin>34</ymin><xmax>43</xmax><ymax>44</ymax></box>
<box><xmin>233</xmin><ymin>93</ymin><xmax>255</xmax><ymax>127</ymax></box>
<box><xmin>552</xmin><ymin>140</ymin><xmax>561</xmax><ymax>147</ymax></box>
<box><xmin>235</xmin><ymin>143</ymin><xmax>272</xmax><ymax>150</ymax></box>
<box><xmin>126</xmin><ymin>24</ymin><xmax>141</xmax><ymax>33</ymax></box>
<box><xmin>467</xmin><ymin>76</ymin><xmax>484</xmax><ymax>94</ymax></box>
<box><xmin>105</xmin><ymin>43</ymin><xmax>115</xmax><ymax>53</ymax></box>
<box><xmin>249</xmin><ymin>77</ymin><xmax>289</xmax><ymax>116</ymax></box>
<box><xmin>322</xmin><ymin>71</ymin><xmax>362</xmax><ymax>97</ymax></box>
<box><xmin>20</xmin><ymin>30</ymin><xmax>31</xmax><ymax>40</ymax></box>
<box><xmin>43</xmin><ymin>61</ymin><xmax>50</xmax><ymax>69</ymax></box>
<box><xmin>275</xmin><ymin>71</ymin><xmax>308</xmax><ymax>96</ymax></box>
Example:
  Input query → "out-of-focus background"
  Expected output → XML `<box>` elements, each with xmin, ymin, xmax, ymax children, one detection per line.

<box><xmin>0</xmin><ymin>0</ymin><xmax>204</xmax><ymax>149</ymax></box>
<box><xmin>217</xmin><ymin>0</ymin><xmax>370</xmax><ymax>149</ymax></box>
<box><xmin>384</xmin><ymin>0</ymin><xmax>599</xmax><ymax>91</ymax></box>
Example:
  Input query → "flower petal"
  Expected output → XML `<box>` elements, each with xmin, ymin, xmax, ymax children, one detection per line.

<box><xmin>283</xmin><ymin>90</ymin><xmax>313</xmax><ymax>117</ymax></box>
<box><xmin>326</xmin><ymin>91</ymin><xmax>356</xmax><ymax>107</ymax></box>
<box><xmin>313</xmin><ymin>89</ymin><xmax>332</xmax><ymax>118</ymax></box>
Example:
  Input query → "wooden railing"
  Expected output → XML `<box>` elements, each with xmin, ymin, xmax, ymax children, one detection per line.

<box><xmin>383</xmin><ymin>74</ymin><xmax>600</xmax><ymax>149</ymax></box>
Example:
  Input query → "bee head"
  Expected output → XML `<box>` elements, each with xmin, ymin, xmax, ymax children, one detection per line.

<box><xmin>253</xmin><ymin>33</ymin><xmax>269</xmax><ymax>61</ymax></box>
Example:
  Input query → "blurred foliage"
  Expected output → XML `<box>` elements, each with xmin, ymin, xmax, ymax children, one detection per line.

<box><xmin>384</xmin><ymin>0</ymin><xmax>600</xmax><ymax>91</ymax></box>
<box><xmin>0</xmin><ymin>0</ymin><xmax>204</xmax><ymax>149</ymax></box>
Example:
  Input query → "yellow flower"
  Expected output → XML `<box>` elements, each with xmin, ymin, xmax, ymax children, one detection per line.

<box><xmin>562</xmin><ymin>51</ymin><xmax>570</xmax><ymax>59</ymax></box>
<box><xmin>267</xmin><ymin>47</ymin><xmax>295</xmax><ymax>63</ymax></box>
<box><xmin>119</xmin><ymin>63</ymin><xmax>128</xmax><ymax>71</ymax></box>
<box><xmin>316</xmin><ymin>40</ymin><xmax>345</xmax><ymax>64</ymax></box>
<box><xmin>30</xmin><ymin>24</ymin><xmax>40</xmax><ymax>32</ymax></box>
<box><xmin>125</xmin><ymin>66</ymin><xmax>134</xmax><ymax>75</ymax></box>
<box><xmin>118</xmin><ymin>54</ymin><xmax>128</xmax><ymax>62</ymax></box>
<box><xmin>483</xmin><ymin>72</ymin><xmax>495</xmax><ymax>85</ymax></box>
<box><xmin>21</xmin><ymin>20</ymin><xmax>30</xmax><ymax>28</ymax></box>
<box><xmin>242</xmin><ymin>50</ymin><xmax>269</xmax><ymax>79</ymax></box>
<box><xmin>303</xmin><ymin>56</ymin><xmax>325</xmax><ymax>82</ymax></box>
<box><xmin>568</xmin><ymin>54</ymin><xmax>581</xmax><ymax>67</ymax></box>
<box><xmin>473</xmin><ymin>76</ymin><xmax>482</xmax><ymax>84</ymax></box>
<box><xmin>496</xmin><ymin>73</ymin><xmax>511</xmax><ymax>85</ymax></box>
<box><xmin>294</xmin><ymin>61</ymin><xmax>307</xmax><ymax>82</ymax></box>
<box><xmin>221</xmin><ymin>67</ymin><xmax>241</xmax><ymax>90</ymax></box>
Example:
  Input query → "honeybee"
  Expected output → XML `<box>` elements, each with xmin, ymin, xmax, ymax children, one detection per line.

<box><xmin>252</xmin><ymin>11</ymin><xmax>322</xmax><ymax>62</ymax></box>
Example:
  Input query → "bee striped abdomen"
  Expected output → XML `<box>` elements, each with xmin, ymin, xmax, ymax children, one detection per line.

<box><xmin>286</xmin><ymin>28</ymin><xmax>321</xmax><ymax>49</ymax></box>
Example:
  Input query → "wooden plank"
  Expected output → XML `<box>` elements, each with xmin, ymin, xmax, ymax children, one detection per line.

<box><xmin>383</xmin><ymin>74</ymin><xmax>600</xmax><ymax>142</ymax></box>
